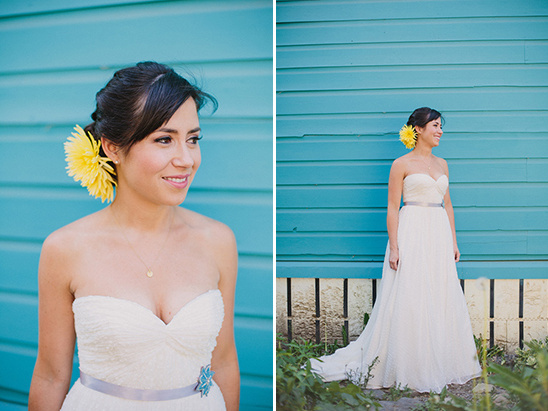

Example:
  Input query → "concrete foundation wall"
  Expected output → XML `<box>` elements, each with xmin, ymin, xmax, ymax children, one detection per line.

<box><xmin>277</xmin><ymin>277</ymin><xmax>548</xmax><ymax>352</ymax></box>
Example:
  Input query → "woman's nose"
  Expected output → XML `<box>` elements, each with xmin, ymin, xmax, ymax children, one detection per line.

<box><xmin>173</xmin><ymin>145</ymin><xmax>194</xmax><ymax>168</ymax></box>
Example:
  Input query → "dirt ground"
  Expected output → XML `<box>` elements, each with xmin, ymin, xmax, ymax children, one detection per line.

<box><xmin>368</xmin><ymin>377</ymin><xmax>512</xmax><ymax>410</ymax></box>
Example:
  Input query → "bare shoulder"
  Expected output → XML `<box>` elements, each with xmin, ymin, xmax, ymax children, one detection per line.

<box><xmin>40</xmin><ymin>212</ymin><xmax>106</xmax><ymax>284</ymax></box>
<box><xmin>177</xmin><ymin>208</ymin><xmax>237</xmax><ymax>284</ymax></box>
<box><xmin>43</xmin><ymin>212</ymin><xmax>102</xmax><ymax>255</ymax></box>
<box><xmin>177</xmin><ymin>208</ymin><xmax>236</xmax><ymax>251</ymax></box>
<box><xmin>392</xmin><ymin>154</ymin><xmax>407</xmax><ymax>166</ymax></box>
<box><xmin>434</xmin><ymin>156</ymin><xmax>449</xmax><ymax>173</ymax></box>
<box><xmin>390</xmin><ymin>154</ymin><xmax>410</xmax><ymax>176</ymax></box>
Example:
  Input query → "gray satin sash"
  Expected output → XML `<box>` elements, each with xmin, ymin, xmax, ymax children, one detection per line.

<box><xmin>79</xmin><ymin>371</ymin><xmax>198</xmax><ymax>401</ymax></box>
<box><xmin>404</xmin><ymin>201</ymin><xmax>443</xmax><ymax>208</ymax></box>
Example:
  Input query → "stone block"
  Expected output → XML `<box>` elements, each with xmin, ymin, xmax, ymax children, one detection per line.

<box><xmin>493</xmin><ymin>280</ymin><xmax>519</xmax><ymax>351</ymax></box>
<box><xmin>319</xmin><ymin>278</ymin><xmax>345</xmax><ymax>344</ymax></box>
<box><xmin>348</xmin><ymin>278</ymin><xmax>372</xmax><ymax>339</ymax></box>
<box><xmin>465</xmin><ymin>278</ymin><xmax>490</xmax><ymax>340</ymax></box>
<box><xmin>291</xmin><ymin>278</ymin><xmax>316</xmax><ymax>340</ymax></box>
<box><xmin>276</xmin><ymin>277</ymin><xmax>287</xmax><ymax>336</ymax></box>
<box><xmin>523</xmin><ymin>279</ymin><xmax>548</xmax><ymax>342</ymax></box>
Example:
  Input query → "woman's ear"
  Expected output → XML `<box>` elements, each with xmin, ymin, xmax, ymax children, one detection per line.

<box><xmin>101</xmin><ymin>137</ymin><xmax>120</xmax><ymax>164</ymax></box>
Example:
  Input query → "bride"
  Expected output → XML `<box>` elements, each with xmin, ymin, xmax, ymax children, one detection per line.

<box><xmin>310</xmin><ymin>107</ymin><xmax>481</xmax><ymax>393</ymax></box>
<box><xmin>28</xmin><ymin>62</ymin><xmax>239</xmax><ymax>410</ymax></box>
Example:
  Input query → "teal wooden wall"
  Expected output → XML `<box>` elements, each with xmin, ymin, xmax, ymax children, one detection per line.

<box><xmin>277</xmin><ymin>0</ymin><xmax>548</xmax><ymax>279</ymax></box>
<box><xmin>0</xmin><ymin>1</ymin><xmax>273</xmax><ymax>409</ymax></box>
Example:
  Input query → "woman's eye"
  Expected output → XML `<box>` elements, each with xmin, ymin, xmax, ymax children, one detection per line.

<box><xmin>155</xmin><ymin>136</ymin><xmax>172</xmax><ymax>144</ymax></box>
<box><xmin>188</xmin><ymin>135</ymin><xmax>203</xmax><ymax>145</ymax></box>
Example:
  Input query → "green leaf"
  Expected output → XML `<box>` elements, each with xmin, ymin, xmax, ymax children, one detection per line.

<box><xmin>340</xmin><ymin>393</ymin><xmax>359</xmax><ymax>406</ymax></box>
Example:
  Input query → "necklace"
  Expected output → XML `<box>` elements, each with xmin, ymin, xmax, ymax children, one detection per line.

<box><xmin>111</xmin><ymin>207</ymin><xmax>174</xmax><ymax>278</ymax></box>
<box><xmin>418</xmin><ymin>154</ymin><xmax>433</xmax><ymax>170</ymax></box>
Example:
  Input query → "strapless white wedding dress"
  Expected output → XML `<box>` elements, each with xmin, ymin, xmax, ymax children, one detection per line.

<box><xmin>310</xmin><ymin>174</ymin><xmax>481</xmax><ymax>393</ymax></box>
<box><xmin>60</xmin><ymin>289</ymin><xmax>226</xmax><ymax>410</ymax></box>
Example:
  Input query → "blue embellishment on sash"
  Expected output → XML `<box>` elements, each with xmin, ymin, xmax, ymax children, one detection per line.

<box><xmin>196</xmin><ymin>364</ymin><xmax>215</xmax><ymax>398</ymax></box>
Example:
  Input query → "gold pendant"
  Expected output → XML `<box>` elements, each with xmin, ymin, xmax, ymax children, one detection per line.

<box><xmin>146</xmin><ymin>270</ymin><xmax>153</xmax><ymax>278</ymax></box>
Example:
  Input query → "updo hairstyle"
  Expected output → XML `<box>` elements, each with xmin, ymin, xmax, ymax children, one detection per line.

<box><xmin>84</xmin><ymin>61</ymin><xmax>217</xmax><ymax>156</ymax></box>
<box><xmin>406</xmin><ymin>107</ymin><xmax>443</xmax><ymax>129</ymax></box>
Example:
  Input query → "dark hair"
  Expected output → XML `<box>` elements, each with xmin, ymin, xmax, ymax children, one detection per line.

<box><xmin>406</xmin><ymin>107</ymin><xmax>443</xmax><ymax>129</ymax></box>
<box><xmin>84</xmin><ymin>61</ymin><xmax>217</xmax><ymax>155</ymax></box>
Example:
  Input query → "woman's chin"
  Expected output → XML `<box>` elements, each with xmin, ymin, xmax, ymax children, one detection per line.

<box><xmin>141</xmin><ymin>191</ymin><xmax>190</xmax><ymax>207</ymax></box>
<box><xmin>164</xmin><ymin>193</ymin><xmax>189</xmax><ymax>207</ymax></box>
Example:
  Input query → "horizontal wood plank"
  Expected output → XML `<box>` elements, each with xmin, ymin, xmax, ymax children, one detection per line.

<box><xmin>277</xmin><ymin>231</ymin><xmax>547</xmax><ymax>259</ymax></box>
<box><xmin>276</xmin><ymin>261</ymin><xmax>548</xmax><ymax>279</ymax></box>
<box><xmin>0</xmin><ymin>242</ymin><xmax>40</xmax><ymax>294</ymax></box>
<box><xmin>235</xmin><ymin>316</ymin><xmax>273</xmax><ymax>377</ymax></box>
<box><xmin>276</xmin><ymin>111</ymin><xmax>548</xmax><ymax>137</ymax></box>
<box><xmin>277</xmin><ymin>0</ymin><xmax>548</xmax><ymax>23</ymax></box>
<box><xmin>277</xmin><ymin>183</ymin><xmax>548</xmax><ymax>208</ymax></box>
<box><xmin>278</xmin><ymin>17</ymin><xmax>548</xmax><ymax>46</ymax></box>
<box><xmin>277</xmin><ymin>41</ymin><xmax>548</xmax><ymax>69</ymax></box>
<box><xmin>0</xmin><ymin>1</ymin><xmax>273</xmax><ymax>73</ymax></box>
<box><xmin>277</xmin><ymin>87</ymin><xmax>548</xmax><ymax>115</ymax></box>
<box><xmin>0</xmin><ymin>348</ymin><xmax>38</xmax><ymax>397</ymax></box>
<box><xmin>234</xmin><ymin>257</ymin><xmax>273</xmax><ymax>318</ymax></box>
<box><xmin>240</xmin><ymin>374</ymin><xmax>273</xmax><ymax>409</ymax></box>
<box><xmin>0</xmin><ymin>0</ymin><xmax>165</xmax><ymax>18</ymax></box>
<box><xmin>0</xmin><ymin>294</ymin><xmax>37</xmax><ymax>345</ymax></box>
<box><xmin>278</xmin><ymin>64</ymin><xmax>548</xmax><ymax>91</ymax></box>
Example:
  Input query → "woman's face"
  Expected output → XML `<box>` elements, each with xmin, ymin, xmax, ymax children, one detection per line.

<box><xmin>116</xmin><ymin>98</ymin><xmax>201</xmax><ymax>206</ymax></box>
<box><xmin>416</xmin><ymin>117</ymin><xmax>443</xmax><ymax>147</ymax></box>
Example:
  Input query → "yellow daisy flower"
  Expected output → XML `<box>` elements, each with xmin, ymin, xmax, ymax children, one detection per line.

<box><xmin>399</xmin><ymin>124</ymin><xmax>416</xmax><ymax>149</ymax></box>
<box><xmin>64</xmin><ymin>125</ymin><xmax>117</xmax><ymax>203</ymax></box>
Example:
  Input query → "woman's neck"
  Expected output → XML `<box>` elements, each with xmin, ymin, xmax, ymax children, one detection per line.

<box><xmin>109</xmin><ymin>195</ymin><xmax>175</xmax><ymax>233</ymax></box>
<box><xmin>413</xmin><ymin>142</ymin><xmax>433</xmax><ymax>158</ymax></box>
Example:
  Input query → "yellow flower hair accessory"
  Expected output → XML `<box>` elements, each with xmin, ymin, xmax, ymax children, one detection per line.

<box><xmin>64</xmin><ymin>125</ymin><xmax>117</xmax><ymax>203</ymax></box>
<box><xmin>399</xmin><ymin>124</ymin><xmax>416</xmax><ymax>149</ymax></box>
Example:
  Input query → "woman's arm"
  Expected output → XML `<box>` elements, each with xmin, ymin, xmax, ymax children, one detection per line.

<box><xmin>211</xmin><ymin>223</ymin><xmax>240</xmax><ymax>410</ymax></box>
<box><xmin>387</xmin><ymin>159</ymin><xmax>406</xmax><ymax>270</ymax></box>
<box><xmin>441</xmin><ymin>160</ymin><xmax>460</xmax><ymax>262</ymax></box>
<box><xmin>29</xmin><ymin>232</ymin><xmax>76</xmax><ymax>411</ymax></box>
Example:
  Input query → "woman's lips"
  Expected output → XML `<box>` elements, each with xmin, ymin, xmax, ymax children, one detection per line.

<box><xmin>163</xmin><ymin>175</ymin><xmax>190</xmax><ymax>189</ymax></box>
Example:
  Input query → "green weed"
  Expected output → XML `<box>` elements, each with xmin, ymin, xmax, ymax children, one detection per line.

<box><xmin>386</xmin><ymin>383</ymin><xmax>412</xmax><ymax>401</ymax></box>
<box><xmin>515</xmin><ymin>336</ymin><xmax>548</xmax><ymax>370</ymax></box>
<box><xmin>474</xmin><ymin>335</ymin><xmax>504</xmax><ymax>368</ymax></box>
<box><xmin>276</xmin><ymin>335</ymin><xmax>380</xmax><ymax>410</ymax></box>
<box><xmin>489</xmin><ymin>342</ymin><xmax>548</xmax><ymax>411</ymax></box>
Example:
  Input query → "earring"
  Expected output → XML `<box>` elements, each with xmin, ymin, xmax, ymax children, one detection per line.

<box><xmin>114</xmin><ymin>160</ymin><xmax>119</xmax><ymax>164</ymax></box>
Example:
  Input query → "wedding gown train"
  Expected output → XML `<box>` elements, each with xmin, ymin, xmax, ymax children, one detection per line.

<box><xmin>310</xmin><ymin>173</ymin><xmax>481</xmax><ymax>393</ymax></box>
<box><xmin>60</xmin><ymin>289</ymin><xmax>226</xmax><ymax>410</ymax></box>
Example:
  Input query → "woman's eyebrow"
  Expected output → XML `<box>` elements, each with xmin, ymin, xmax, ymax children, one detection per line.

<box><xmin>156</xmin><ymin>127</ymin><xmax>178</xmax><ymax>134</ymax></box>
<box><xmin>155</xmin><ymin>127</ymin><xmax>201</xmax><ymax>134</ymax></box>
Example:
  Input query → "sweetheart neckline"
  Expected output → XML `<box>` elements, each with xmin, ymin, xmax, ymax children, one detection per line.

<box><xmin>73</xmin><ymin>289</ymin><xmax>221</xmax><ymax>326</ymax></box>
<box><xmin>404</xmin><ymin>173</ymin><xmax>448</xmax><ymax>182</ymax></box>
